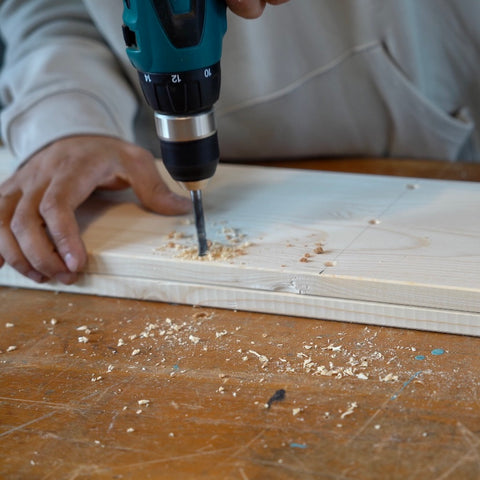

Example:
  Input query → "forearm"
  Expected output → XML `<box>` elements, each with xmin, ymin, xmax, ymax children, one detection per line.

<box><xmin>0</xmin><ymin>0</ymin><xmax>138</xmax><ymax>169</ymax></box>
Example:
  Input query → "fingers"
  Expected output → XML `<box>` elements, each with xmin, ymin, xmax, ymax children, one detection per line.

<box><xmin>38</xmin><ymin>182</ymin><xmax>88</xmax><ymax>277</ymax></box>
<box><xmin>226</xmin><ymin>0</ymin><xmax>289</xmax><ymax>18</ymax></box>
<box><xmin>15</xmin><ymin>193</ymin><xmax>78</xmax><ymax>284</ymax></box>
<box><xmin>0</xmin><ymin>191</ymin><xmax>44</xmax><ymax>282</ymax></box>
<box><xmin>226</xmin><ymin>0</ymin><xmax>266</xmax><ymax>18</ymax></box>
<box><xmin>0</xmin><ymin>143</ymin><xmax>91</xmax><ymax>284</ymax></box>
<box><xmin>0</xmin><ymin>190</ymin><xmax>77</xmax><ymax>284</ymax></box>
<box><xmin>0</xmin><ymin>136</ymin><xmax>193</xmax><ymax>286</ymax></box>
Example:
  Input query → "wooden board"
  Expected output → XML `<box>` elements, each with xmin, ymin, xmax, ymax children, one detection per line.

<box><xmin>0</xmin><ymin>148</ymin><xmax>479</xmax><ymax>335</ymax></box>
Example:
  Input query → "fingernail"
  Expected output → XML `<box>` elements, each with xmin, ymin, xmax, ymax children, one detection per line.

<box><xmin>27</xmin><ymin>270</ymin><xmax>46</xmax><ymax>283</ymax></box>
<box><xmin>64</xmin><ymin>253</ymin><xmax>79</xmax><ymax>272</ymax></box>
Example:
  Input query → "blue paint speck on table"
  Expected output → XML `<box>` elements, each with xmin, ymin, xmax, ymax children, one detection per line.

<box><xmin>415</xmin><ymin>355</ymin><xmax>426</xmax><ymax>361</ymax></box>
<box><xmin>431</xmin><ymin>349</ymin><xmax>445</xmax><ymax>356</ymax></box>
<box><xmin>290</xmin><ymin>443</ymin><xmax>308</xmax><ymax>449</ymax></box>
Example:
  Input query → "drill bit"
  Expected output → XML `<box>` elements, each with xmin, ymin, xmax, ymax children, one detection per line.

<box><xmin>190</xmin><ymin>190</ymin><xmax>208</xmax><ymax>256</ymax></box>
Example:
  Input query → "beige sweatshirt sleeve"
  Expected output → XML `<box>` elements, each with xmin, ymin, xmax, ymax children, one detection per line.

<box><xmin>0</xmin><ymin>0</ymin><xmax>139</xmax><ymax>170</ymax></box>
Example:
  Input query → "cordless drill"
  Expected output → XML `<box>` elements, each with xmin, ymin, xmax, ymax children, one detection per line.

<box><xmin>122</xmin><ymin>0</ymin><xmax>227</xmax><ymax>256</ymax></box>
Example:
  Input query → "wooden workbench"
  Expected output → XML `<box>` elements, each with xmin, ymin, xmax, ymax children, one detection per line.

<box><xmin>1</xmin><ymin>158</ymin><xmax>480</xmax><ymax>480</ymax></box>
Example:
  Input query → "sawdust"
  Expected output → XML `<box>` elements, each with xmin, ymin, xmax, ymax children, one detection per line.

<box><xmin>380</xmin><ymin>373</ymin><xmax>399</xmax><ymax>382</ymax></box>
<box><xmin>172</xmin><ymin>241</ymin><xmax>250</xmax><ymax>262</ymax></box>
<box><xmin>60</xmin><ymin>301</ymin><xmax>420</xmax><ymax>440</ymax></box>
<box><xmin>299</xmin><ymin>242</ymin><xmax>327</xmax><ymax>263</ymax></box>
<box><xmin>340</xmin><ymin>401</ymin><xmax>358</xmax><ymax>419</ymax></box>
<box><xmin>156</xmin><ymin>223</ymin><xmax>252</xmax><ymax>262</ymax></box>
<box><xmin>189</xmin><ymin>335</ymin><xmax>201</xmax><ymax>344</ymax></box>
<box><xmin>248</xmin><ymin>349</ymin><xmax>269</xmax><ymax>367</ymax></box>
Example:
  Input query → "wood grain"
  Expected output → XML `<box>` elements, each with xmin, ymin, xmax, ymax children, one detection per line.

<box><xmin>1</xmin><ymin>287</ymin><xmax>480</xmax><ymax>480</ymax></box>
<box><xmin>0</xmin><ymin>147</ymin><xmax>479</xmax><ymax>335</ymax></box>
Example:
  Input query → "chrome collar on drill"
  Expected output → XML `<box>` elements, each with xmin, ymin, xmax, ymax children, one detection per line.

<box><xmin>154</xmin><ymin>110</ymin><xmax>216</xmax><ymax>142</ymax></box>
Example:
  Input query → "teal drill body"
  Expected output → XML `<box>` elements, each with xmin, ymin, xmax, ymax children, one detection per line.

<box><xmin>122</xmin><ymin>0</ymin><xmax>227</xmax><ymax>256</ymax></box>
<box><xmin>123</xmin><ymin>0</ymin><xmax>226</xmax><ymax>74</ymax></box>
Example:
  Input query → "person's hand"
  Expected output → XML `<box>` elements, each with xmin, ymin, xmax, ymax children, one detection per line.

<box><xmin>0</xmin><ymin>135</ymin><xmax>192</xmax><ymax>285</ymax></box>
<box><xmin>226</xmin><ymin>0</ymin><xmax>290</xmax><ymax>19</ymax></box>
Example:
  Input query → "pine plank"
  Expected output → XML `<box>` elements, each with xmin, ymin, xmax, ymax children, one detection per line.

<box><xmin>0</xmin><ymin>148</ymin><xmax>479</xmax><ymax>335</ymax></box>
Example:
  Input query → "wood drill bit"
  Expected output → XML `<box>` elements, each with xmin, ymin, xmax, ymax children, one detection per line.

<box><xmin>190</xmin><ymin>190</ymin><xmax>208</xmax><ymax>256</ymax></box>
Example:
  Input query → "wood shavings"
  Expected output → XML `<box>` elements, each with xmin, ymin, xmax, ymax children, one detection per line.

<box><xmin>299</xmin><ymin>243</ymin><xmax>327</xmax><ymax>262</ymax></box>
<box><xmin>324</xmin><ymin>260</ymin><xmax>337</xmax><ymax>267</ymax></box>
<box><xmin>6</xmin><ymin>345</ymin><xmax>17</xmax><ymax>352</ymax></box>
<box><xmin>157</xmin><ymin>224</ymin><xmax>252</xmax><ymax>262</ymax></box>
<box><xmin>292</xmin><ymin>407</ymin><xmax>304</xmax><ymax>416</ymax></box>
<box><xmin>325</xmin><ymin>344</ymin><xmax>342</xmax><ymax>352</ymax></box>
<box><xmin>380</xmin><ymin>373</ymin><xmax>399</xmax><ymax>382</ymax></box>
<box><xmin>131</xmin><ymin>348</ymin><xmax>141</xmax><ymax>356</ymax></box>
<box><xmin>248</xmin><ymin>349</ymin><xmax>269</xmax><ymax>367</ymax></box>
<box><xmin>78</xmin><ymin>337</ymin><xmax>89</xmax><ymax>344</ymax></box>
<box><xmin>174</xmin><ymin>241</ymin><xmax>250</xmax><ymax>262</ymax></box>
<box><xmin>340</xmin><ymin>402</ymin><xmax>358</xmax><ymax>419</ymax></box>
<box><xmin>137</xmin><ymin>399</ymin><xmax>150</xmax><ymax>406</ymax></box>
<box><xmin>189</xmin><ymin>335</ymin><xmax>200</xmax><ymax>344</ymax></box>
<box><xmin>168</xmin><ymin>231</ymin><xmax>185</xmax><ymax>240</ymax></box>
<box><xmin>5</xmin><ymin>323</ymin><xmax>14</xmax><ymax>328</ymax></box>
<box><xmin>126</xmin><ymin>428</ymin><xmax>135</xmax><ymax>433</ymax></box>
<box><xmin>77</xmin><ymin>325</ymin><xmax>91</xmax><ymax>335</ymax></box>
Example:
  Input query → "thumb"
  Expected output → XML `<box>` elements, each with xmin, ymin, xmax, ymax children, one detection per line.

<box><xmin>128</xmin><ymin>160</ymin><xmax>192</xmax><ymax>216</ymax></box>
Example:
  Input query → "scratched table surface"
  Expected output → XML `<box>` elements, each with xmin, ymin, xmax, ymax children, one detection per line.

<box><xmin>1</xmin><ymin>158</ymin><xmax>480</xmax><ymax>480</ymax></box>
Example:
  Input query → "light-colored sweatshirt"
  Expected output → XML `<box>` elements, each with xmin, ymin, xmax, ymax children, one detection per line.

<box><xmin>0</xmin><ymin>0</ymin><xmax>479</xmax><ymax>171</ymax></box>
